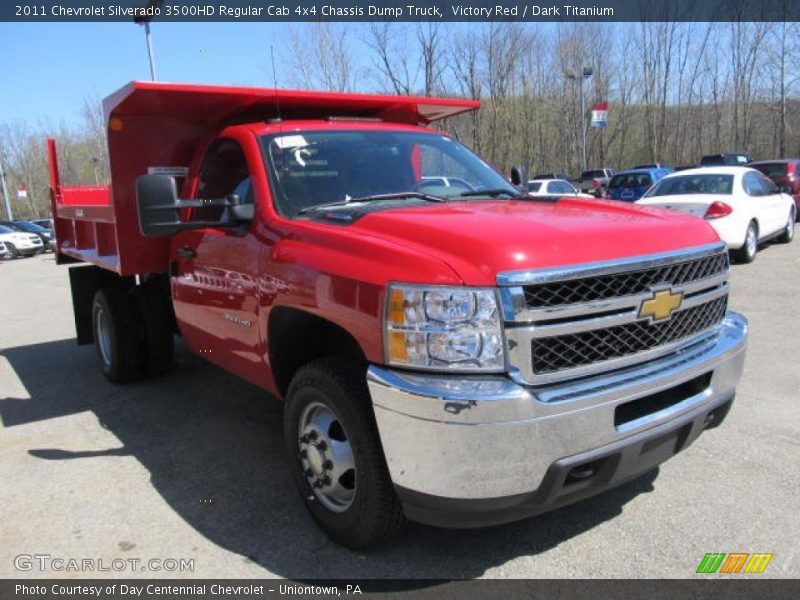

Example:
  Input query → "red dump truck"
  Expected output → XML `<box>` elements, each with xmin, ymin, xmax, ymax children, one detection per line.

<box><xmin>49</xmin><ymin>82</ymin><xmax>747</xmax><ymax>548</ymax></box>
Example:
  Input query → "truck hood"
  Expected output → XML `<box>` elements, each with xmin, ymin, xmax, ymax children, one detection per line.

<box><xmin>346</xmin><ymin>198</ymin><xmax>720</xmax><ymax>286</ymax></box>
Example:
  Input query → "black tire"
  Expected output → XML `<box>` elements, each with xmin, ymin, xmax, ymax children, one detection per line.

<box><xmin>91</xmin><ymin>287</ymin><xmax>143</xmax><ymax>383</ymax></box>
<box><xmin>732</xmin><ymin>221</ymin><xmax>758</xmax><ymax>264</ymax></box>
<box><xmin>777</xmin><ymin>208</ymin><xmax>796</xmax><ymax>244</ymax></box>
<box><xmin>284</xmin><ymin>357</ymin><xmax>406</xmax><ymax>548</ymax></box>
<box><xmin>131</xmin><ymin>285</ymin><xmax>175</xmax><ymax>377</ymax></box>
<box><xmin>5</xmin><ymin>243</ymin><xmax>18</xmax><ymax>259</ymax></box>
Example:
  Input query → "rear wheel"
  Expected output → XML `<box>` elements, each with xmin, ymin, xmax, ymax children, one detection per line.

<box><xmin>283</xmin><ymin>357</ymin><xmax>406</xmax><ymax>548</ymax></box>
<box><xmin>4</xmin><ymin>243</ymin><xmax>18</xmax><ymax>259</ymax></box>
<box><xmin>777</xmin><ymin>208</ymin><xmax>796</xmax><ymax>243</ymax></box>
<box><xmin>92</xmin><ymin>288</ymin><xmax>142</xmax><ymax>383</ymax></box>
<box><xmin>732</xmin><ymin>221</ymin><xmax>758</xmax><ymax>264</ymax></box>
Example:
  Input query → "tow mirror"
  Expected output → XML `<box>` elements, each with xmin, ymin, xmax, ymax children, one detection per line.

<box><xmin>135</xmin><ymin>174</ymin><xmax>254</xmax><ymax>238</ymax></box>
<box><xmin>510</xmin><ymin>165</ymin><xmax>528</xmax><ymax>188</ymax></box>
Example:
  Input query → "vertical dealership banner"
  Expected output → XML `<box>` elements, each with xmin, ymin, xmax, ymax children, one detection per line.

<box><xmin>591</xmin><ymin>102</ymin><xmax>609</xmax><ymax>128</ymax></box>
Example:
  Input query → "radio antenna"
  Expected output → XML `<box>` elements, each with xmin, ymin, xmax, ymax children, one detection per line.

<box><xmin>270</xmin><ymin>45</ymin><xmax>282</xmax><ymax>122</ymax></box>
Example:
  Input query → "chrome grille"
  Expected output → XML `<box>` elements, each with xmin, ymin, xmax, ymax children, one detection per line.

<box><xmin>523</xmin><ymin>251</ymin><xmax>728</xmax><ymax>308</ymax></box>
<box><xmin>498</xmin><ymin>243</ymin><xmax>731</xmax><ymax>385</ymax></box>
<box><xmin>531</xmin><ymin>296</ymin><xmax>727</xmax><ymax>374</ymax></box>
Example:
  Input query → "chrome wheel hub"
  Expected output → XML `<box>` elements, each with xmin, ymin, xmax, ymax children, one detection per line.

<box><xmin>298</xmin><ymin>401</ymin><xmax>356</xmax><ymax>513</ymax></box>
<box><xmin>746</xmin><ymin>227</ymin><xmax>756</xmax><ymax>256</ymax></box>
<box><xmin>94</xmin><ymin>307</ymin><xmax>112</xmax><ymax>367</ymax></box>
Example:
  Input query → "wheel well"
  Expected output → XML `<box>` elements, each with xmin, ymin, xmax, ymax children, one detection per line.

<box><xmin>69</xmin><ymin>266</ymin><xmax>135</xmax><ymax>345</ymax></box>
<box><xmin>268</xmin><ymin>307</ymin><xmax>366</xmax><ymax>398</ymax></box>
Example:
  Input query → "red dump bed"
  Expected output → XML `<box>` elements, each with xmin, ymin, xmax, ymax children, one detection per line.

<box><xmin>48</xmin><ymin>81</ymin><xmax>479</xmax><ymax>276</ymax></box>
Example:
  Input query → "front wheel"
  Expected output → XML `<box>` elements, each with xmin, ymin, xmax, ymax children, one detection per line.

<box><xmin>283</xmin><ymin>358</ymin><xmax>406</xmax><ymax>548</ymax></box>
<box><xmin>5</xmin><ymin>243</ymin><xmax>18</xmax><ymax>259</ymax></box>
<box><xmin>732</xmin><ymin>221</ymin><xmax>758</xmax><ymax>264</ymax></box>
<box><xmin>777</xmin><ymin>208</ymin><xmax>796</xmax><ymax>243</ymax></box>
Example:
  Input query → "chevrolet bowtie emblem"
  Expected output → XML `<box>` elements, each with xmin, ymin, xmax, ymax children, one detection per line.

<box><xmin>638</xmin><ymin>288</ymin><xmax>683</xmax><ymax>322</ymax></box>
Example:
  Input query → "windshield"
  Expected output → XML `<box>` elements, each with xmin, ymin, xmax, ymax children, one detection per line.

<box><xmin>261</xmin><ymin>130</ymin><xmax>518</xmax><ymax>216</ymax></box>
<box><xmin>609</xmin><ymin>173</ymin><xmax>653</xmax><ymax>188</ymax></box>
<box><xmin>644</xmin><ymin>174</ymin><xmax>734</xmax><ymax>197</ymax></box>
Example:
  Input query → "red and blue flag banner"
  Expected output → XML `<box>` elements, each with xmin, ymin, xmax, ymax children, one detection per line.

<box><xmin>591</xmin><ymin>102</ymin><xmax>609</xmax><ymax>128</ymax></box>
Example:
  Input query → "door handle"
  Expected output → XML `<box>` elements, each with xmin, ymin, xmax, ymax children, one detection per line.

<box><xmin>176</xmin><ymin>246</ymin><xmax>196</xmax><ymax>259</ymax></box>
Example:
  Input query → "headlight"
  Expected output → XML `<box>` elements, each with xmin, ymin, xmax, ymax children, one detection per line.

<box><xmin>385</xmin><ymin>283</ymin><xmax>505</xmax><ymax>372</ymax></box>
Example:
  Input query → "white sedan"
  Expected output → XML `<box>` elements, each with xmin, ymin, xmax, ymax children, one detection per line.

<box><xmin>527</xmin><ymin>179</ymin><xmax>594</xmax><ymax>198</ymax></box>
<box><xmin>636</xmin><ymin>167</ymin><xmax>795</xmax><ymax>263</ymax></box>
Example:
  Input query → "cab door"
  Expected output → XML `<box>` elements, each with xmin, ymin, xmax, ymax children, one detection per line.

<box><xmin>170</xmin><ymin>136</ymin><xmax>264</xmax><ymax>384</ymax></box>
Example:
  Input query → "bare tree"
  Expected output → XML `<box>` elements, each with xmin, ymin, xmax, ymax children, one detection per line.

<box><xmin>367</xmin><ymin>23</ymin><xmax>414</xmax><ymax>95</ymax></box>
<box><xmin>284</xmin><ymin>23</ymin><xmax>355</xmax><ymax>92</ymax></box>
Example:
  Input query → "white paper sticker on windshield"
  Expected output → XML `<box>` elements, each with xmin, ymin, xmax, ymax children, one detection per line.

<box><xmin>274</xmin><ymin>135</ymin><xmax>308</xmax><ymax>149</ymax></box>
<box><xmin>148</xmin><ymin>166</ymin><xmax>189</xmax><ymax>177</ymax></box>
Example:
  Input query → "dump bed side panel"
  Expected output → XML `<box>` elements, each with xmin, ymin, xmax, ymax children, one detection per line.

<box><xmin>48</xmin><ymin>139</ymin><xmax>123</xmax><ymax>273</ymax></box>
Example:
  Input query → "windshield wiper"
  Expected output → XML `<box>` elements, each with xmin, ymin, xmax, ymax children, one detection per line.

<box><xmin>298</xmin><ymin>191</ymin><xmax>448</xmax><ymax>215</ymax></box>
<box><xmin>459</xmin><ymin>188</ymin><xmax>524</xmax><ymax>199</ymax></box>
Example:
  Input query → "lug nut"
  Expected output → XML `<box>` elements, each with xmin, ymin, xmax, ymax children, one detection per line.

<box><xmin>304</xmin><ymin>468</ymin><xmax>313</xmax><ymax>477</ymax></box>
<box><xmin>323</xmin><ymin>460</ymin><xmax>333</xmax><ymax>470</ymax></box>
<box><xmin>317</xmin><ymin>440</ymin><xmax>328</xmax><ymax>451</ymax></box>
<box><xmin>308</xmin><ymin>431</ymin><xmax>318</xmax><ymax>440</ymax></box>
<box><xmin>321</xmin><ymin>476</ymin><xmax>331</xmax><ymax>486</ymax></box>
<box><xmin>299</xmin><ymin>449</ymin><xmax>307</xmax><ymax>459</ymax></box>
<box><xmin>300</xmin><ymin>434</ymin><xmax>310</xmax><ymax>444</ymax></box>
<box><xmin>313</xmin><ymin>480</ymin><xmax>323</xmax><ymax>488</ymax></box>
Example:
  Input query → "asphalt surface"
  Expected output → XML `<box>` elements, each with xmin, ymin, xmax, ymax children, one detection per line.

<box><xmin>1</xmin><ymin>237</ymin><xmax>798</xmax><ymax>580</ymax></box>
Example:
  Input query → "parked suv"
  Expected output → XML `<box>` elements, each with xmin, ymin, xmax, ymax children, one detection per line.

<box><xmin>0</xmin><ymin>224</ymin><xmax>44</xmax><ymax>258</ymax></box>
<box><xmin>576</xmin><ymin>168</ymin><xmax>616</xmax><ymax>196</ymax></box>
<box><xmin>749</xmin><ymin>159</ymin><xmax>800</xmax><ymax>217</ymax></box>
<box><xmin>31</xmin><ymin>218</ymin><xmax>54</xmax><ymax>230</ymax></box>
<box><xmin>0</xmin><ymin>220</ymin><xmax>55</xmax><ymax>251</ymax></box>
<box><xmin>605</xmin><ymin>168</ymin><xmax>673</xmax><ymax>202</ymax></box>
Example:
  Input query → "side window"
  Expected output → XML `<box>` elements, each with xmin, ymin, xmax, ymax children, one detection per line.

<box><xmin>195</xmin><ymin>138</ymin><xmax>252</xmax><ymax>221</ymax></box>
<box><xmin>757</xmin><ymin>174</ymin><xmax>778</xmax><ymax>195</ymax></box>
<box><xmin>551</xmin><ymin>181</ymin><xmax>573</xmax><ymax>194</ymax></box>
<box><xmin>743</xmin><ymin>172</ymin><xmax>763</xmax><ymax>197</ymax></box>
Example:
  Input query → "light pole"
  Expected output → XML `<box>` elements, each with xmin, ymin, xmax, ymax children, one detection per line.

<box><xmin>0</xmin><ymin>151</ymin><xmax>12</xmax><ymax>221</ymax></box>
<box><xmin>91</xmin><ymin>157</ymin><xmax>101</xmax><ymax>185</ymax></box>
<box><xmin>567</xmin><ymin>66</ymin><xmax>594</xmax><ymax>173</ymax></box>
<box><xmin>134</xmin><ymin>1</ymin><xmax>163</xmax><ymax>81</ymax></box>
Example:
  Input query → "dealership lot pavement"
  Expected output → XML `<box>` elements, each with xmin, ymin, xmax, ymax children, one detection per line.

<box><xmin>1</xmin><ymin>240</ymin><xmax>798</xmax><ymax>579</ymax></box>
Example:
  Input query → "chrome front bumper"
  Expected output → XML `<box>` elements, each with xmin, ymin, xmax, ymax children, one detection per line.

<box><xmin>367</xmin><ymin>312</ymin><xmax>747</xmax><ymax>520</ymax></box>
